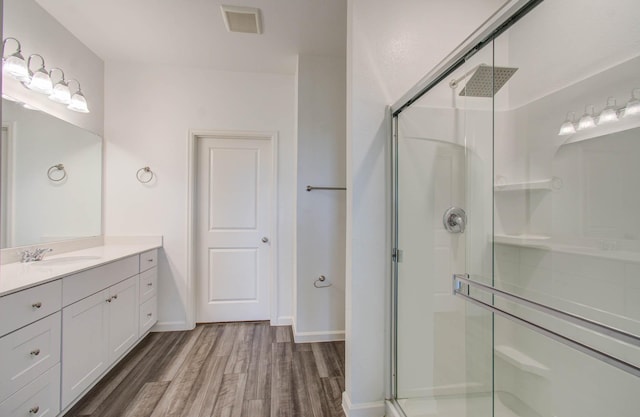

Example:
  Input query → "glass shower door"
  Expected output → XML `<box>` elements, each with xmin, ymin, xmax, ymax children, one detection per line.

<box><xmin>393</xmin><ymin>43</ymin><xmax>495</xmax><ymax>417</ymax></box>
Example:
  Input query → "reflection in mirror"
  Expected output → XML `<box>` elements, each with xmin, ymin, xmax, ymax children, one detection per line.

<box><xmin>1</xmin><ymin>97</ymin><xmax>102</xmax><ymax>248</ymax></box>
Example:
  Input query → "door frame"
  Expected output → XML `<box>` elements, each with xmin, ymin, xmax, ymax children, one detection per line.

<box><xmin>187</xmin><ymin>130</ymin><xmax>279</xmax><ymax>328</ymax></box>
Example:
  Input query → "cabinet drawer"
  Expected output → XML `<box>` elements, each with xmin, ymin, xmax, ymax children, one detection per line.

<box><xmin>139</xmin><ymin>268</ymin><xmax>157</xmax><ymax>303</ymax></box>
<box><xmin>0</xmin><ymin>280</ymin><xmax>62</xmax><ymax>337</ymax></box>
<box><xmin>139</xmin><ymin>296</ymin><xmax>157</xmax><ymax>335</ymax></box>
<box><xmin>63</xmin><ymin>255</ymin><xmax>139</xmax><ymax>306</ymax></box>
<box><xmin>139</xmin><ymin>249</ymin><xmax>158</xmax><ymax>272</ymax></box>
<box><xmin>0</xmin><ymin>312</ymin><xmax>61</xmax><ymax>402</ymax></box>
<box><xmin>0</xmin><ymin>363</ymin><xmax>60</xmax><ymax>417</ymax></box>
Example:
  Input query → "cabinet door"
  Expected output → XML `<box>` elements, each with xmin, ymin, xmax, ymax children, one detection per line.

<box><xmin>61</xmin><ymin>290</ymin><xmax>109</xmax><ymax>409</ymax></box>
<box><xmin>108</xmin><ymin>276</ymin><xmax>139</xmax><ymax>362</ymax></box>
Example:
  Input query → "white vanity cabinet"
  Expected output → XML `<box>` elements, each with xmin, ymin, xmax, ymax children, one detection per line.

<box><xmin>0</xmin><ymin>243</ymin><xmax>162</xmax><ymax>416</ymax></box>
<box><xmin>61</xmin><ymin>257</ymin><xmax>142</xmax><ymax>410</ymax></box>
<box><xmin>138</xmin><ymin>249</ymin><xmax>158</xmax><ymax>335</ymax></box>
<box><xmin>107</xmin><ymin>276</ymin><xmax>139</xmax><ymax>362</ymax></box>
<box><xmin>61</xmin><ymin>290</ymin><xmax>109</xmax><ymax>409</ymax></box>
<box><xmin>61</xmin><ymin>275</ymin><xmax>139</xmax><ymax>409</ymax></box>
<box><xmin>0</xmin><ymin>281</ymin><xmax>63</xmax><ymax>416</ymax></box>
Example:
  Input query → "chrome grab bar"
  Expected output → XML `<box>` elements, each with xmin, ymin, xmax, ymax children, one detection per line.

<box><xmin>306</xmin><ymin>185</ymin><xmax>346</xmax><ymax>192</ymax></box>
<box><xmin>452</xmin><ymin>274</ymin><xmax>640</xmax><ymax>378</ymax></box>
<box><xmin>453</xmin><ymin>274</ymin><xmax>640</xmax><ymax>348</ymax></box>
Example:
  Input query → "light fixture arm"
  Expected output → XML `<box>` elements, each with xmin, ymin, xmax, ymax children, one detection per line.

<box><xmin>27</xmin><ymin>53</ymin><xmax>46</xmax><ymax>73</ymax></box>
<box><xmin>67</xmin><ymin>78</ymin><xmax>82</xmax><ymax>93</ymax></box>
<box><xmin>2</xmin><ymin>37</ymin><xmax>22</xmax><ymax>57</ymax></box>
<box><xmin>49</xmin><ymin>67</ymin><xmax>66</xmax><ymax>83</ymax></box>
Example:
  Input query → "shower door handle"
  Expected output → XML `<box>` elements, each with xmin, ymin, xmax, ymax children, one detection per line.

<box><xmin>443</xmin><ymin>207</ymin><xmax>466</xmax><ymax>233</ymax></box>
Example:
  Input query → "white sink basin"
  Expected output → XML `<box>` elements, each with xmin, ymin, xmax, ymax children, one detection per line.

<box><xmin>32</xmin><ymin>255</ymin><xmax>102</xmax><ymax>266</ymax></box>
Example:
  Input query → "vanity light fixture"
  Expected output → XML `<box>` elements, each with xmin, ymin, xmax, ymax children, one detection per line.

<box><xmin>2</xmin><ymin>37</ymin><xmax>29</xmax><ymax>81</ymax></box>
<box><xmin>597</xmin><ymin>97</ymin><xmax>618</xmax><ymax>125</ymax></box>
<box><xmin>577</xmin><ymin>104</ymin><xmax>596</xmax><ymax>131</ymax></box>
<box><xmin>48</xmin><ymin>68</ymin><xmax>71</xmax><ymax>104</ymax></box>
<box><xmin>623</xmin><ymin>88</ymin><xmax>640</xmax><ymax>117</ymax></box>
<box><xmin>558</xmin><ymin>111</ymin><xmax>576</xmax><ymax>135</ymax></box>
<box><xmin>24</xmin><ymin>54</ymin><xmax>53</xmax><ymax>95</ymax></box>
<box><xmin>2</xmin><ymin>37</ymin><xmax>89</xmax><ymax>113</ymax></box>
<box><xmin>67</xmin><ymin>79</ymin><xmax>90</xmax><ymax>113</ymax></box>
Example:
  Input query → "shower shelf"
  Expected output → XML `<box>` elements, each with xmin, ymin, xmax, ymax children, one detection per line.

<box><xmin>494</xmin><ymin>234</ymin><xmax>551</xmax><ymax>247</ymax></box>
<box><xmin>494</xmin><ymin>345</ymin><xmax>550</xmax><ymax>378</ymax></box>
<box><xmin>494</xmin><ymin>179</ymin><xmax>554</xmax><ymax>192</ymax></box>
<box><xmin>494</xmin><ymin>235</ymin><xmax>640</xmax><ymax>263</ymax></box>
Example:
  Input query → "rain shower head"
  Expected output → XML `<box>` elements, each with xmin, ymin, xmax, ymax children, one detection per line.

<box><xmin>449</xmin><ymin>64</ymin><xmax>518</xmax><ymax>97</ymax></box>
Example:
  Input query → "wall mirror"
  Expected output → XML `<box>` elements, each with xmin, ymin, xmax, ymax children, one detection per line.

<box><xmin>1</xmin><ymin>97</ymin><xmax>102</xmax><ymax>249</ymax></box>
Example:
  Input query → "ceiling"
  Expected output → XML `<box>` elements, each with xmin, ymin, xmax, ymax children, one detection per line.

<box><xmin>35</xmin><ymin>0</ymin><xmax>347</xmax><ymax>74</ymax></box>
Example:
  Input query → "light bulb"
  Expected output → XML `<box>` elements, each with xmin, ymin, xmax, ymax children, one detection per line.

<box><xmin>48</xmin><ymin>68</ymin><xmax>71</xmax><ymax>104</ymax></box>
<box><xmin>66</xmin><ymin>79</ymin><xmax>90</xmax><ymax>113</ymax></box>
<box><xmin>624</xmin><ymin>88</ymin><xmax>640</xmax><ymax>117</ymax></box>
<box><xmin>23</xmin><ymin>55</ymin><xmax>53</xmax><ymax>95</ymax></box>
<box><xmin>68</xmin><ymin>91</ymin><xmax>89</xmax><ymax>113</ymax></box>
<box><xmin>49</xmin><ymin>81</ymin><xmax>71</xmax><ymax>103</ymax></box>
<box><xmin>2</xmin><ymin>38</ymin><xmax>29</xmax><ymax>82</ymax></box>
<box><xmin>577</xmin><ymin>105</ymin><xmax>596</xmax><ymax>131</ymax></box>
<box><xmin>597</xmin><ymin>97</ymin><xmax>618</xmax><ymax>125</ymax></box>
<box><xmin>3</xmin><ymin>53</ymin><xmax>29</xmax><ymax>81</ymax></box>
<box><xmin>558</xmin><ymin>112</ymin><xmax>576</xmax><ymax>136</ymax></box>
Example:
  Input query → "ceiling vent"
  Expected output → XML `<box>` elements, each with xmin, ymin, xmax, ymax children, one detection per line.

<box><xmin>221</xmin><ymin>5</ymin><xmax>262</xmax><ymax>34</ymax></box>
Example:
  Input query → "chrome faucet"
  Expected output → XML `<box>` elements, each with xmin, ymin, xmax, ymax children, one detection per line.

<box><xmin>20</xmin><ymin>247</ymin><xmax>53</xmax><ymax>263</ymax></box>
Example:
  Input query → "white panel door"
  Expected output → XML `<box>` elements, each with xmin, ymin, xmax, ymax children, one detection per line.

<box><xmin>196</xmin><ymin>136</ymin><xmax>273</xmax><ymax>322</ymax></box>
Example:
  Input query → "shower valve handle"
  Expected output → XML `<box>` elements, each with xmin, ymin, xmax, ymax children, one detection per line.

<box><xmin>443</xmin><ymin>207</ymin><xmax>467</xmax><ymax>234</ymax></box>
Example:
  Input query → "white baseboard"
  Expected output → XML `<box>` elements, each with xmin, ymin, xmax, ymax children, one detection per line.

<box><xmin>294</xmin><ymin>329</ymin><xmax>345</xmax><ymax>343</ymax></box>
<box><xmin>385</xmin><ymin>401</ymin><xmax>404</xmax><ymax>417</ymax></box>
<box><xmin>152</xmin><ymin>320</ymin><xmax>193</xmax><ymax>332</ymax></box>
<box><xmin>291</xmin><ymin>320</ymin><xmax>345</xmax><ymax>343</ymax></box>
<box><xmin>342</xmin><ymin>392</ymin><xmax>386</xmax><ymax>417</ymax></box>
<box><xmin>273</xmin><ymin>316</ymin><xmax>294</xmax><ymax>326</ymax></box>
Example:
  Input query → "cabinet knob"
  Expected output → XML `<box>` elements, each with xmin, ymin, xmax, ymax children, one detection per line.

<box><xmin>147</xmin><ymin>313</ymin><xmax>153</xmax><ymax>318</ymax></box>
<box><xmin>31</xmin><ymin>302</ymin><xmax>42</xmax><ymax>309</ymax></box>
<box><xmin>106</xmin><ymin>298</ymin><xmax>112</xmax><ymax>303</ymax></box>
<box><xmin>147</xmin><ymin>258</ymin><xmax>154</xmax><ymax>262</ymax></box>
<box><xmin>112</xmin><ymin>294</ymin><xmax>118</xmax><ymax>300</ymax></box>
<box><xmin>147</xmin><ymin>282</ymin><xmax>153</xmax><ymax>287</ymax></box>
<box><xmin>29</xmin><ymin>405</ymin><xmax>39</xmax><ymax>414</ymax></box>
<box><xmin>30</xmin><ymin>348</ymin><xmax>41</xmax><ymax>357</ymax></box>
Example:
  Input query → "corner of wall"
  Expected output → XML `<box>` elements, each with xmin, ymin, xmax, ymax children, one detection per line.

<box><xmin>342</xmin><ymin>392</ymin><xmax>386</xmax><ymax>417</ymax></box>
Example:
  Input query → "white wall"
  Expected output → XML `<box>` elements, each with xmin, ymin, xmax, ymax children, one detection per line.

<box><xmin>295</xmin><ymin>54</ymin><xmax>347</xmax><ymax>341</ymax></box>
<box><xmin>3</xmin><ymin>0</ymin><xmax>104</xmax><ymax>135</ymax></box>
<box><xmin>104</xmin><ymin>63</ymin><xmax>296</xmax><ymax>330</ymax></box>
<box><xmin>345</xmin><ymin>0</ymin><xmax>508</xmax><ymax>415</ymax></box>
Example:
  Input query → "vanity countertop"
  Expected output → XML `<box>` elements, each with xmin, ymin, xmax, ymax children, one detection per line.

<box><xmin>0</xmin><ymin>242</ymin><xmax>162</xmax><ymax>297</ymax></box>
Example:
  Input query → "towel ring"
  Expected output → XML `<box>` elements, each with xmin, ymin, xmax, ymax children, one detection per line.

<box><xmin>47</xmin><ymin>164</ymin><xmax>67</xmax><ymax>182</ymax></box>
<box><xmin>136</xmin><ymin>167</ymin><xmax>154</xmax><ymax>183</ymax></box>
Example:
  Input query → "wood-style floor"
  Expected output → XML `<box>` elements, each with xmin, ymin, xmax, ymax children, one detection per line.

<box><xmin>65</xmin><ymin>322</ymin><xmax>346</xmax><ymax>417</ymax></box>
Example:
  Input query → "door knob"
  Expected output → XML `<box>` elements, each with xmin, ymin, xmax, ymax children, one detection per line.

<box><xmin>262</xmin><ymin>237</ymin><xmax>269</xmax><ymax>243</ymax></box>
